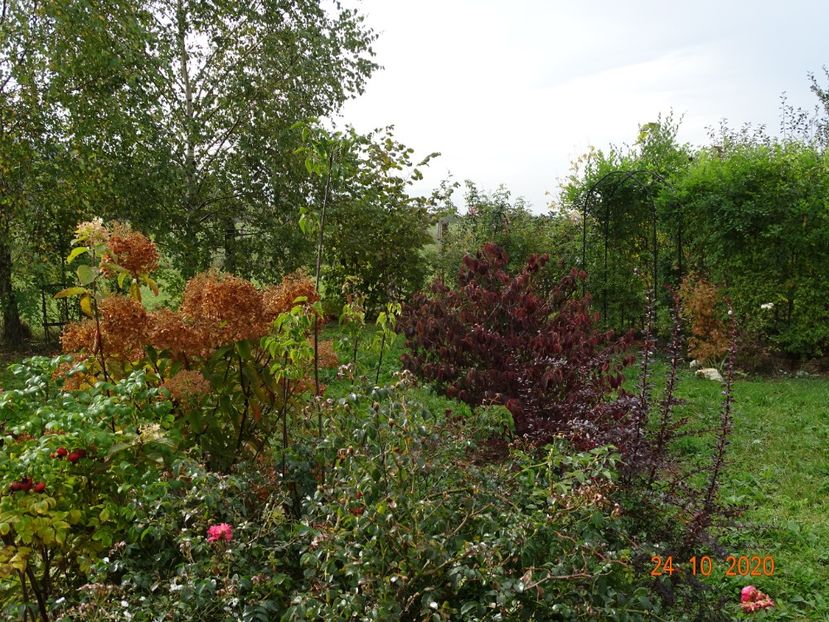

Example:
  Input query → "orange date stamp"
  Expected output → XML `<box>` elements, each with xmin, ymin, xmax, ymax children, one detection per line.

<box><xmin>650</xmin><ymin>555</ymin><xmax>775</xmax><ymax>577</ymax></box>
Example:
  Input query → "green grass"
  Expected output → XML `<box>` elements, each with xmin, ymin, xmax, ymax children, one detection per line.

<box><xmin>636</xmin><ymin>363</ymin><xmax>829</xmax><ymax>620</ymax></box>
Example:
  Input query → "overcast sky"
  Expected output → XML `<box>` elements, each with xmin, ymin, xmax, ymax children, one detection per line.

<box><xmin>336</xmin><ymin>0</ymin><xmax>828</xmax><ymax>212</ymax></box>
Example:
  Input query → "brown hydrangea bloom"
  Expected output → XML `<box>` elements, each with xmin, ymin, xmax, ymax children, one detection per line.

<box><xmin>61</xmin><ymin>320</ymin><xmax>99</xmax><ymax>354</ymax></box>
<box><xmin>147</xmin><ymin>309</ymin><xmax>212</xmax><ymax>358</ymax></box>
<box><xmin>103</xmin><ymin>222</ymin><xmax>159</xmax><ymax>276</ymax></box>
<box><xmin>99</xmin><ymin>295</ymin><xmax>149</xmax><ymax>360</ymax></box>
<box><xmin>263</xmin><ymin>270</ymin><xmax>319</xmax><ymax>321</ymax></box>
<box><xmin>52</xmin><ymin>358</ymin><xmax>90</xmax><ymax>391</ymax></box>
<box><xmin>162</xmin><ymin>370</ymin><xmax>212</xmax><ymax>407</ymax></box>
<box><xmin>316</xmin><ymin>339</ymin><xmax>339</xmax><ymax>369</ymax></box>
<box><xmin>180</xmin><ymin>271</ymin><xmax>269</xmax><ymax>346</ymax></box>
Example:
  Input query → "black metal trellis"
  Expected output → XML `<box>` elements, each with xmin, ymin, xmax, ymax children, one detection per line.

<box><xmin>579</xmin><ymin>169</ymin><xmax>681</xmax><ymax>326</ymax></box>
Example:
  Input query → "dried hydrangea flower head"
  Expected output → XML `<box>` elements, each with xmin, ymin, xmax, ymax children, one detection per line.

<box><xmin>262</xmin><ymin>270</ymin><xmax>319</xmax><ymax>321</ymax></box>
<box><xmin>61</xmin><ymin>297</ymin><xmax>148</xmax><ymax>362</ymax></box>
<box><xmin>147</xmin><ymin>309</ymin><xmax>212</xmax><ymax>358</ymax></box>
<box><xmin>99</xmin><ymin>296</ymin><xmax>149</xmax><ymax>360</ymax></box>
<box><xmin>181</xmin><ymin>271</ymin><xmax>269</xmax><ymax>346</ymax></box>
<box><xmin>60</xmin><ymin>320</ymin><xmax>99</xmax><ymax>355</ymax></box>
<box><xmin>51</xmin><ymin>358</ymin><xmax>89</xmax><ymax>391</ymax></box>
<box><xmin>103</xmin><ymin>222</ymin><xmax>159</xmax><ymax>276</ymax></box>
<box><xmin>162</xmin><ymin>370</ymin><xmax>212</xmax><ymax>409</ymax></box>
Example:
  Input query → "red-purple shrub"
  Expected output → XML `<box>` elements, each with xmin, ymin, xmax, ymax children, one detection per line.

<box><xmin>400</xmin><ymin>244</ymin><xmax>635</xmax><ymax>447</ymax></box>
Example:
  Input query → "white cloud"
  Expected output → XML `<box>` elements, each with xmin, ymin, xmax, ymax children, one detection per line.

<box><xmin>337</xmin><ymin>0</ymin><xmax>828</xmax><ymax>212</ymax></box>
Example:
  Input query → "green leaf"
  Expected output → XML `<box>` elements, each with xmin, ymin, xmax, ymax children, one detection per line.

<box><xmin>80</xmin><ymin>294</ymin><xmax>94</xmax><ymax>318</ymax></box>
<box><xmin>66</xmin><ymin>246</ymin><xmax>89</xmax><ymax>263</ymax></box>
<box><xmin>143</xmin><ymin>275</ymin><xmax>160</xmax><ymax>296</ymax></box>
<box><xmin>76</xmin><ymin>264</ymin><xmax>98</xmax><ymax>286</ymax></box>
<box><xmin>53</xmin><ymin>286</ymin><xmax>87</xmax><ymax>299</ymax></box>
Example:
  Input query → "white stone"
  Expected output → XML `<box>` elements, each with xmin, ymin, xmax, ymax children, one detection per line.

<box><xmin>695</xmin><ymin>368</ymin><xmax>723</xmax><ymax>382</ymax></box>
<box><xmin>689</xmin><ymin>359</ymin><xmax>701</xmax><ymax>369</ymax></box>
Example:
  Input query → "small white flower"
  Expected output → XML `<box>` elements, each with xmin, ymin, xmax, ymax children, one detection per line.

<box><xmin>760</xmin><ymin>302</ymin><xmax>774</xmax><ymax>311</ymax></box>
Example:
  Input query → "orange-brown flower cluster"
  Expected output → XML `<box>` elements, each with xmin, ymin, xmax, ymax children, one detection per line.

<box><xmin>52</xmin><ymin>358</ymin><xmax>90</xmax><ymax>391</ymax></box>
<box><xmin>263</xmin><ymin>270</ymin><xmax>319</xmax><ymax>321</ymax></box>
<box><xmin>60</xmin><ymin>266</ymin><xmax>323</xmax><ymax>370</ymax></box>
<box><xmin>61</xmin><ymin>298</ymin><xmax>148</xmax><ymax>361</ymax></box>
<box><xmin>147</xmin><ymin>309</ymin><xmax>212</xmax><ymax>358</ymax></box>
<box><xmin>61</xmin><ymin>320</ymin><xmax>99</xmax><ymax>355</ymax></box>
<box><xmin>161</xmin><ymin>370</ymin><xmax>212</xmax><ymax>408</ymax></box>
<box><xmin>99</xmin><ymin>296</ymin><xmax>149</xmax><ymax>360</ymax></box>
<box><xmin>103</xmin><ymin>223</ymin><xmax>159</xmax><ymax>276</ymax></box>
<box><xmin>316</xmin><ymin>339</ymin><xmax>339</xmax><ymax>369</ymax></box>
<box><xmin>181</xmin><ymin>271</ymin><xmax>270</xmax><ymax>346</ymax></box>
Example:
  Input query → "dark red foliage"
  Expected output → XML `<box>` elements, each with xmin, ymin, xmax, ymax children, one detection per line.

<box><xmin>400</xmin><ymin>244</ymin><xmax>635</xmax><ymax>448</ymax></box>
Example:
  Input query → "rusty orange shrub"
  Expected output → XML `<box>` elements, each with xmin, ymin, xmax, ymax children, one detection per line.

<box><xmin>316</xmin><ymin>339</ymin><xmax>339</xmax><ymax>369</ymax></box>
<box><xmin>679</xmin><ymin>274</ymin><xmax>729</xmax><ymax>362</ymax></box>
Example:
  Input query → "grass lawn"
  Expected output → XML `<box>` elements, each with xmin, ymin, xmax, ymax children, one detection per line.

<box><xmin>648</xmin><ymin>366</ymin><xmax>829</xmax><ymax>620</ymax></box>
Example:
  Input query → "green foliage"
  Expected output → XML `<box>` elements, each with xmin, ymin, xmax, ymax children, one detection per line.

<box><xmin>564</xmin><ymin>111</ymin><xmax>829</xmax><ymax>359</ymax></box>
<box><xmin>54</xmin><ymin>220</ymin><xmax>326</xmax><ymax>472</ymax></box>
<box><xmin>371</xmin><ymin>302</ymin><xmax>402</xmax><ymax>385</ymax></box>
<box><xmin>432</xmin><ymin>182</ymin><xmax>582</xmax><ymax>287</ymax></box>
<box><xmin>312</xmin><ymin>126</ymin><xmax>436</xmax><ymax>312</ymax></box>
<box><xmin>0</xmin><ymin>0</ymin><xmax>379</xmax><ymax>345</ymax></box>
<box><xmin>676</xmin><ymin>139</ymin><xmax>829</xmax><ymax>358</ymax></box>
<box><xmin>0</xmin><ymin>358</ymin><xmax>177</xmax><ymax>620</ymax></box>
<box><xmin>560</xmin><ymin>113</ymin><xmax>692</xmax><ymax>331</ymax></box>
<box><xmin>63</xmin><ymin>460</ymin><xmax>296</xmax><ymax>622</ymax></box>
<box><xmin>337</xmin><ymin>277</ymin><xmax>366</xmax><ymax>381</ymax></box>
<box><xmin>48</xmin><ymin>375</ymin><xmax>673</xmax><ymax>621</ymax></box>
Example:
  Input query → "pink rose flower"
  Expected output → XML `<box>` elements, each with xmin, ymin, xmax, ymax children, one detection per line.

<box><xmin>741</xmin><ymin>586</ymin><xmax>758</xmax><ymax>603</ymax></box>
<box><xmin>206</xmin><ymin>522</ymin><xmax>233</xmax><ymax>543</ymax></box>
<box><xmin>740</xmin><ymin>585</ymin><xmax>774</xmax><ymax>613</ymax></box>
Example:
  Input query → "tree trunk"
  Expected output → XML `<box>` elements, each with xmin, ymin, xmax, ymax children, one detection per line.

<box><xmin>0</xmin><ymin>218</ymin><xmax>24</xmax><ymax>347</ymax></box>
<box><xmin>223</xmin><ymin>213</ymin><xmax>237</xmax><ymax>273</ymax></box>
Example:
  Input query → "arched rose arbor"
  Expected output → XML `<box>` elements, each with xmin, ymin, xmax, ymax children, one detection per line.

<box><xmin>579</xmin><ymin>169</ymin><xmax>682</xmax><ymax>328</ymax></box>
